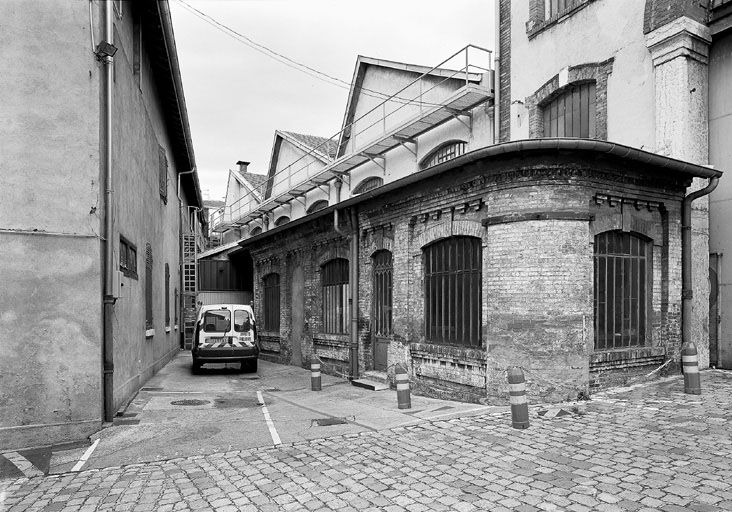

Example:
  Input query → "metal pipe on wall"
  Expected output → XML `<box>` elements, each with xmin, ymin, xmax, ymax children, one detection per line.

<box><xmin>101</xmin><ymin>0</ymin><xmax>116</xmax><ymax>423</ymax></box>
<box><xmin>681</xmin><ymin>177</ymin><xmax>719</xmax><ymax>354</ymax></box>
<box><xmin>349</xmin><ymin>207</ymin><xmax>360</xmax><ymax>380</ymax></box>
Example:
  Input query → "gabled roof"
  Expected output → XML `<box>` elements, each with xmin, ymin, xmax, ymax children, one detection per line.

<box><xmin>224</xmin><ymin>169</ymin><xmax>267</xmax><ymax>206</ymax></box>
<box><xmin>240</xmin><ymin>171</ymin><xmax>268</xmax><ymax>191</ymax></box>
<box><xmin>337</xmin><ymin>56</ymin><xmax>484</xmax><ymax>158</ymax></box>
<box><xmin>264</xmin><ymin>130</ymin><xmax>337</xmax><ymax>199</ymax></box>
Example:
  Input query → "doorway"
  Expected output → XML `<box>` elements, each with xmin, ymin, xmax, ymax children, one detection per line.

<box><xmin>372</xmin><ymin>250</ymin><xmax>392</xmax><ymax>372</ymax></box>
<box><xmin>290</xmin><ymin>265</ymin><xmax>304</xmax><ymax>367</ymax></box>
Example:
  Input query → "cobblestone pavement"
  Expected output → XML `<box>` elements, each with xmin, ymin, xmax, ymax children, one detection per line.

<box><xmin>2</xmin><ymin>371</ymin><xmax>731</xmax><ymax>512</ymax></box>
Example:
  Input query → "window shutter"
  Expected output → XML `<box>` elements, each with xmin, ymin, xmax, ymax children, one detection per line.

<box><xmin>165</xmin><ymin>263</ymin><xmax>170</xmax><ymax>327</ymax></box>
<box><xmin>159</xmin><ymin>145</ymin><xmax>168</xmax><ymax>204</ymax></box>
<box><xmin>145</xmin><ymin>243</ymin><xmax>153</xmax><ymax>329</ymax></box>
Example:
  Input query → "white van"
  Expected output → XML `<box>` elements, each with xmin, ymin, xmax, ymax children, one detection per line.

<box><xmin>191</xmin><ymin>304</ymin><xmax>259</xmax><ymax>373</ymax></box>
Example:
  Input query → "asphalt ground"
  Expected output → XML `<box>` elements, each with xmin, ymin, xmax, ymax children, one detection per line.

<box><xmin>2</xmin><ymin>355</ymin><xmax>731</xmax><ymax>511</ymax></box>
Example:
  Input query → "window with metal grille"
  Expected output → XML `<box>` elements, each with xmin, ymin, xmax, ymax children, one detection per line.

<box><xmin>250</xmin><ymin>227</ymin><xmax>262</xmax><ymax>236</ymax></box>
<box><xmin>594</xmin><ymin>231</ymin><xmax>651</xmax><ymax>350</ymax></box>
<box><xmin>165</xmin><ymin>263</ymin><xmax>170</xmax><ymax>327</ymax></box>
<box><xmin>274</xmin><ymin>216</ymin><xmax>290</xmax><ymax>227</ymax></box>
<box><xmin>353</xmin><ymin>177</ymin><xmax>383</xmax><ymax>195</ymax></box>
<box><xmin>263</xmin><ymin>273</ymin><xmax>280</xmax><ymax>332</ymax></box>
<box><xmin>145</xmin><ymin>243</ymin><xmax>153</xmax><ymax>329</ymax></box>
<box><xmin>542</xmin><ymin>82</ymin><xmax>596</xmax><ymax>138</ymax></box>
<box><xmin>158</xmin><ymin>145</ymin><xmax>168</xmax><ymax>204</ymax></box>
<box><xmin>424</xmin><ymin>237</ymin><xmax>481</xmax><ymax>347</ymax></box>
<box><xmin>307</xmin><ymin>200</ymin><xmax>329</xmax><ymax>214</ymax></box>
<box><xmin>421</xmin><ymin>141</ymin><xmax>467</xmax><ymax>170</ymax></box>
<box><xmin>372</xmin><ymin>251</ymin><xmax>393</xmax><ymax>336</ymax></box>
<box><xmin>322</xmin><ymin>259</ymin><xmax>349</xmax><ymax>334</ymax></box>
<box><xmin>119</xmin><ymin>236</ymin><xmax>137</xmax><ymax>279</ymax></box>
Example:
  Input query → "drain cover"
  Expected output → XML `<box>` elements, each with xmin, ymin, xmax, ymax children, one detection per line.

<box><xmin>312</xmin><ymin>417</ymin><xmax>349</xmax><ymax>427</ymax></box>
<box><xmin>170</xmin><ymin>399</ymin><xmax>210</xmax><ymax>406</ymax></box>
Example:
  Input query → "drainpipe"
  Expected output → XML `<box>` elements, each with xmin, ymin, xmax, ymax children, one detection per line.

<box><xmin>349</xmin><ymin>207</ymin><xmax>360</xmax><ymax>380</ymax></box>
<box><xmin>333</xmin><ymin>179</ymin><xmax>344</xmax><ymax>235</ymax></box>
<box><xmin>100</xmin><ymin>0</ymin><xmax>116</xmax><ymax>423</ymax></box>
<box><xmin>681</xmin><ymin>177</ymin><xmax>719</xmax><ymax>355</ymax></box>
<box><xmin>493</xmin><ymin>0</ymin><xmax>501</xmax><ymax>144</ymax></box>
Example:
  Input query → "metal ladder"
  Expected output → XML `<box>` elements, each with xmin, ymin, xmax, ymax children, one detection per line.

<box><xmin>181</xmin><ymin>208</ymin><xmax>198</xmax><ymax>349</ymax></box>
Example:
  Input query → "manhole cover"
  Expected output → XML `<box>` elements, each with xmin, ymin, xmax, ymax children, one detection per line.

<box><xmin>312</xmin><ymin>417</ymin><xmax>349</xmax><ymax>427</ymax></box>
<box><xmin>170</xmin><ymin>399</ymin><xmax>210</xmax><ymax>406</ymax></box>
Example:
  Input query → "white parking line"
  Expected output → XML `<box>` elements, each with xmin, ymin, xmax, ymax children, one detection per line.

<box><xmin>3</xmin><ymin>452</ymin><xmax>44</xmax><ymax>478</ymax></box>
<box><xmin>71</xmin><ymin>439</ymin><xmax>100</xmax><ymax>472</ymax></box>
<box><xmin>257</xmin><ymin>390</ymin><xmax>281</xmax><ymax>446</ymax></box>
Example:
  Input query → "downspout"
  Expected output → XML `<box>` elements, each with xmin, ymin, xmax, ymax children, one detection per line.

<box><xmin>332</xmin><ymin>180</ymin><xmax>359</xmax><ymax>378</ymax></box>
<box><xmin>681</xmin><ymin>177</ymin><xmax>719</xmax><ymax>356</ymax></box>
<box><xmin>493</xmin><ymin>0</ymin><xmax>500</xmax><ymax>144</ymax></box>
<box><xmin>101</xmin><ymin>0</ymin><xmax>116</xmax><ymax>423</ymax></box>
<box><xmin>349</xmin><ymin>207</ymin><xmax>360</xmax><ymax>380</ymax></box>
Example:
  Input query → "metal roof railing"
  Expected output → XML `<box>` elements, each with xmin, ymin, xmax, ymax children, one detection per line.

<box><xmin>212</xmin><ymin>44</ymin><xmax>494</xmax><ymax>233</ymax></box>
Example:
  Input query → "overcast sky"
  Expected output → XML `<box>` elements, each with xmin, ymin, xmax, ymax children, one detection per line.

<box><xmin>169</xmin><ymin>0</ymin><xmax>496</xmax><ymax>201</ymax></box>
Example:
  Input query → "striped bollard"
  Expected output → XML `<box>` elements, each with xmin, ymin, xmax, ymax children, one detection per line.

<box><xmin>395</xmin><ymin>364</ymin><xmax>411</xmax><ymax>409</ymax></box>
<box><xmin>507</xmin><ymin>367</ymin><xmax>529</xmax><ymax>429</ymax></box>
<box><xmin>682</xmin><ymin>342</ymin><xmax>701</xmax><ymax>395</ymax></box>
<box><xmin>311</xmin><ymin>357</ymin><xmax>322</xmax><ymax>391</ymax></box>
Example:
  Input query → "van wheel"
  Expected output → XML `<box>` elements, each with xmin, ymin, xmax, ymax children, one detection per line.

<box><xmin>243</xmin><ymin>359</ymin><xmax>257</xmax><ymax>373</ymax></box>
<box><xmin>192</xmin><ymin>358</ymin><xmax>202</xmax><ymax>374</ymax></box>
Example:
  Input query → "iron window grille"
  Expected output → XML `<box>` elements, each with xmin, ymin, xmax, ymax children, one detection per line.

<box><xmin>119</xmin><ymin>236</ymin><xmax>138</xmax><ymax>279</ymax></box>
<box><xmin>274</xmin><ymin>216</ymin><xmax>290</xmax><ymax>227</ymax></box>
<box><xmin>421</xmin><ymin>141</ymin><xmax>467</xmax><ymax>170</ymax></box>
<box><xmin>372</xmin><ymin>250</ymin><xmax>393</xmax><ymax>336</ymax></box>
<box><xmin>250</xmin><ymin>227</ymin><xmax>262</xmax><ymax>236</ymax></box>
<box><xmin>263</xmin><ymin>273</ymin><xmax>281</xmax><ymax>332</ymax></box>
<box><xmin>594</xmin><ymin>231</ymin><xmax>651</xmax><ymax>350</ymax></box>
<box><xmin>424</xmin><ymin>236</ymin><xmax>482</xmax><ymax>347</ymax></box>
<box><xmin>353</xmin><ymin>177</ymin><xmax>384</xmax><ymax>195</ymax></box>
<box><xmin>145</xmin><ymin>243</ymin><xmax>153</xmax><ymax>329</ymax></box>
<box><xmin>165</xmin><ymin>263</ymin><xmax>170</xmax><ymax>327</ymax></box>
<box><xmin>322</xmin><ymin>259</ymin><xmax>349</xmax><ymax>334</ymax></box>
<box><xmin>158</xmin><ymin>145</ymin><xmax>168</xmax><ymax>204</ymax></box>
<box><xmin>542</xmin><ymin>81</ymin><xmax>596</xmax><ymax>138</ymax></box>
<box><xmin>307</xmin><ymin>200</ymin><xmax>329</xmax><ymax>214</ymax></box>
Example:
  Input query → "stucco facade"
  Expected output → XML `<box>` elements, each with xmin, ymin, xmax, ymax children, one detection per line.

<box><xmin>0</xmin><ymin>1</ymin><xmax>202</xmax><ymax>449</ymax></box>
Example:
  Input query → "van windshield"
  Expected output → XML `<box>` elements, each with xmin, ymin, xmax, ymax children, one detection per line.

<box><xmin>234</xmin><ymin>310</ymin><xmax>252</xmax><ymax>332</ymax></box>
<box><xmin>203</xmin><ymin>310</ymin><xmax>230</xmax><ymax>332</ymax></box>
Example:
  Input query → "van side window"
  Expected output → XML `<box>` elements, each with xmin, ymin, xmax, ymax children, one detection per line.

<box><xmin>203</xmin><ymin>310</ymin><xmax>230</xmax><ymax>332</ymax></box>
<box><xmin>234</xmin><ymin>310</ymin><xmax>251</xmax><ymax>332</ymax></box>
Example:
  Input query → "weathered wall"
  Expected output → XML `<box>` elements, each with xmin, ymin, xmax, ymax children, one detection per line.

<box><xmin>508</xmin><ymin>0</ymin><xmax>656</xmax><ymax>148</ymax></box>
<box><xmin>248</xmin><ymin>152</ymin><xmax>687</xmax><ymax>404</ymax></box>
<box><xmin>109</xmin><ymin>4</ymin><xmax>192</xmax><ymax>413</ymax></box>
<box><xmin>709</xmin><ymin>31</ymin><xmax>732</xmax><ymax>368</ymax></box>
<box><xmin>0</xmin><ymin>0</ymin><xmax>103</xmax><ymax>448</ymax></box>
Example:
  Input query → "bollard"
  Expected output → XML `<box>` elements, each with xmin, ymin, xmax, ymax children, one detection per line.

<box><xmin>681</xmin><ymin>342</ymin><xmax>701</xmax><ymax>395</ymax></box>
<box><xmin>507</xmin><ymin>367</ymin><xmax>529</xmax><ymax>429</ymax></box>
<box><xmin>311</xmin><ymin>357</ymin><xmax>322</xmax><ymax>391</ymax></box>
<box><xmin>395</xmin><ymin>364</ymin><xmax>411</xmax><ymax>409</ymax></box>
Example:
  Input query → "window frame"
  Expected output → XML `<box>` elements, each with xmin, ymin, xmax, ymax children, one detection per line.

<box><xmin>420</xmin><ymin>140</ymin><xmax>467</xmax><ymax>170</ymax></box>
<box><xmin>593</xmin><ymin>230</ymin><xmax>652</xmax><ymax>351</ymax></box>
<box><xmin>262</xmin><ymin>273</ymin><xmax>281</xmax><ymax>332</ymax></box>
<box><xmin>307</xmin><ymin>200</ymin><xmax>329</xmax><ymax>214</ymax></box>
<box><xmin>541</xmin><ymin>81</ymin><xmax>596</xmax><ymax>138</ymax></box>
<box><xmin>423</xmin><ymin>236</ymin><xmax>482</xmax><ymax>348</ymax></box>
<box><xmin>119</xmin><ymin>236</ymin><xmax>138</xmax><ymax>279</ymax></box>
<box><xmin>353</xmin><ymin>176</ymin><xmax>384</xmax><ymax>195</ymax></box>
<box><xmin>321</xmin><ymin>259</ymin><xmax>349</xmax><ymax>334</ymax></box>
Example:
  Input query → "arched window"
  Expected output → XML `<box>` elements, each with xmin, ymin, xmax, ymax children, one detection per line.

<box><xmin>423</xmin><ymin>236</ymin><xmax>481</xmax><ymax>346</ymax></box>
<box><xmin>274</xmin><ymin>216</ymin><xmax>290</xmax><ymax>227</ymax></box>
<box><xmin>322</xmin><ymin>258</ymin><xmax>349</xmax><ymax>334</ymax></box>
<box><xmin>594</xmin><ymin>231</ymin><xmax>651</xmax><ymax>350</ymax></box>
<box><xmin>420</xmin><ymin>140</ymin><xmax>467</xmax><ymax>170</ymax></box>
<box><xmin>250</xmin><ymin>226</ymin><xmax>262</xmax><ymax>236</ymax></box>
<box><xmin>353</xmin><ymin>177</ymin><xmax>383</xmax><ymax>195</ymax></box>
<box><xmin>307</xmin><ymin>200</ymin><xmax>329</xmax><ymax>214</ymax></box>
<box><xmin>542</xmin><ymin>81</ymin><xmax>596</xmax><ymax>138</ymax></box>
<box><xmin>262</xmin><ymin>273</ymin><xmax>280</xmax><ymax>332</ymax></box>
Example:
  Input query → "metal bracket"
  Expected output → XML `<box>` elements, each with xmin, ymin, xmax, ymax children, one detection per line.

<box><xmin>361</xmin><ymin>152</ymin><xmax>386</xmax><ymax>174</ymax></box>
<box><xmin>394</xmin><ymin>135</ymin><xmax>418</xmax><ymax>159</ymax></box>
<box><xmin>446</xmin><ymin>108</ymin><xmax>472</xmax><ymax>132</ymax></box>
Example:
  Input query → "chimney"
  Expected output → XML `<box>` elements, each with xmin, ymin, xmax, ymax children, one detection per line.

<box><xmin>236</xmin><ymin>160</ymin><xmax>250</xmax><ymax>174</ymax></box>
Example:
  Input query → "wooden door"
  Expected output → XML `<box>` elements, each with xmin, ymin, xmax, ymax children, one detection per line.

<box><xmin>372</xmin><ymin>251</ymin><xmax>392</xmax><ymax>372</ymax></box>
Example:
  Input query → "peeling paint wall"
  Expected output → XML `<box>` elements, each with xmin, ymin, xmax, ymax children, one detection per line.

<box><xmin>0</xmin><ymin>0</ymin><xmax>103</xmax><ymax>448</ymax></box>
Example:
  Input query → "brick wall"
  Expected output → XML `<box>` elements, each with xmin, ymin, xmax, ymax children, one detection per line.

<box><xmin>499</xmin><ymin>0</ymin><xmax>511</xmax><ymax>142</ymax></box>
<box><xmin>247</xmin><ymin>152</ymin><xmax>688</xmax><ymax>404</ymax></box>
<box><xmin>643</xmin><ymin>0</ymin><xmax>708</xmax><ymax>34</ymax></box>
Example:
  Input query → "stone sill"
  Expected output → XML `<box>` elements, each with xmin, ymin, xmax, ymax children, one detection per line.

<box><xmin>145</xmin><ymin>329</ymin><xmax>155</xmax><ymax>339</ymax></box>
<box><xmin>410</xmin><ymin>342</ymin><xmax>485</xmax><ymax>365</ymax></box>
<box><xmin>590</xmin><ymin>346</ymin><xmax>666</xmax><ymax>371</ymax></box>
<box><xmin>526</xmin><ymin>0</ymin><xmax>597</xmax><ymax>40</ymax></box>
<box><xmin>314</xmin><ymin>335</ymin><xmax>350</xmax><ymax>348</ymax></box>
